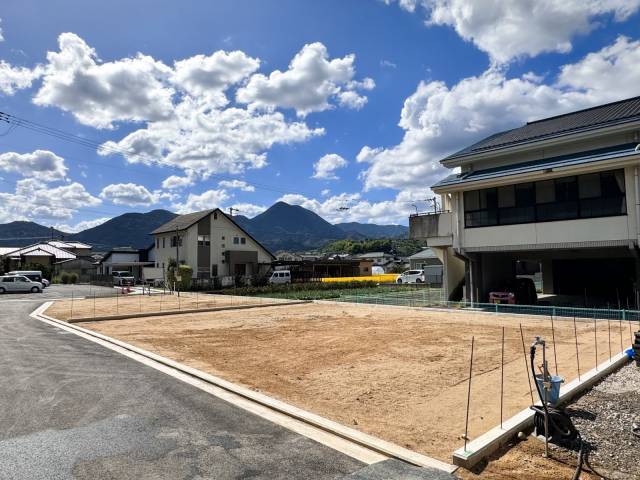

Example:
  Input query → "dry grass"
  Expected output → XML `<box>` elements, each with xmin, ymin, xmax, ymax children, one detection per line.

<box><xmin>45</xmin><ymin>291</ymin><xmax>281</xmax><ymax>321</ymax></box>
<box><xmin>72</xmin><ymin>301</ymin><xmax>635</xmax><ymax>462</ymax></box>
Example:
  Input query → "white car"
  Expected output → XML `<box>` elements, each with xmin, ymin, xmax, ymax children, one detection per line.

<box><xmin>8</xmin><ymin>270</ymin><xmax>48</xmax><ymax>287</ymax></box>
<box><xmin>268</xmin><ymin>270</ymin><xmax>291</xmax><ymax>285</ymax></box>
<box><xmin>396</xmin><ymin>269</ymin><xmax>425</xmax><ymax>284</ymax></box>
<box><xmin>113</xmin><ymin>271</ymin><xmax>135</xmax><ymax>286</ymax></box>
<box><xmin>0</xmin><ymin>275</ymin><xmax>43</xmax><ymax>293</ymax></box>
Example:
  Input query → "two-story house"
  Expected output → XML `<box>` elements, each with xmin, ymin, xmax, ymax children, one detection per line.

<box><xmin>151</xmin><ymin>208</ymin><xmax>274</xmax><ymax>280</ymax></box>
<box><xmin>410</xmin><ymin>96</ymin><xmax>640</xmax><ymax>306</ymax></box>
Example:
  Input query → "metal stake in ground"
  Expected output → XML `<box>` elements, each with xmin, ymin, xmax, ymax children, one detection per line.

<box><xmin>618</xmin><ymin>318</ymin><xmax>624</xmax><ymax>353</ymax></box>
<box><xmin>607</xmin><ymin>318</ymin><xmax>612</xmax><ymax>361</ymax></box>
<box><xmin>573</xmin><ymin>316</ymin><xmax>581</xmax><ymax>381</ymax></box>
<box><xmin>70</xmin><ymin>290</ymin><xmax>74</xmax><ymax>320</ymax></box>
<box><xmin>463</xmin><ymin>336</ymin><xmax>475</xmax><ymax>452</ymax></box>
<box><xmin>550</xmin><ymin>315</ymin><xmax>558</xmax><ymax>376</ymax></box>
<box><xmin>593</xmin><ymin>315</ymin><xmax>598</xmax><ymax>371</ymax></box>
<box><xmin>500</xmin><ymin>326</ymin><xmax>505</xmax><ymax>430</ymax></box>
<box><xmin>519</xmin><ymin>324</ymin><xmax>535</xmax><ymax>404</ymax></box>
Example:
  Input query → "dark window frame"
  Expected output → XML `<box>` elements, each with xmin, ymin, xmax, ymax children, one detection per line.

<box><xmin>464</xmin><ymin>168</ymin><xmax>626</xmax><ymax>228</ymax></box>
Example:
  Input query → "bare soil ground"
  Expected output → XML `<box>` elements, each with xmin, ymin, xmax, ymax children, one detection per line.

<box><xmin>49</xmin><ymin>301</ymin><xmax>635</xmax><ymax>463</ymax></box>
<box><xmin>45</xmin><ymin>292</ymin><xmax>280</xmax><ymax>320</ymax></box>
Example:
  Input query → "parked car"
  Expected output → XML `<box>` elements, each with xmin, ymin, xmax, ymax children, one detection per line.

<box><xmin>489</xmin><ymin>277</ymin><xmax>537</xmax><ymax>305</ymax></box>
<box><xmin>0</xmin><ymin>275</ymin><xmax>43</xmax><ymax>293</ymax></box>
<box><xmin>268</xmin><ymin>270</ymin><xmax>291</xmax><ymax>285</ymax></box>
<box><xmin>396</xmin><ymin>269</ymin><xmax>425</xmax><ymax>284</ymax></box>
<box><xmin>112</xmin><ymin>271</ymin><xmax>135</xmax><ymax>286</ymax></box>
<box><xmin>8</xmin><ymin>270</ymin><xmax>48</xmax><ymax>287</ymax></box>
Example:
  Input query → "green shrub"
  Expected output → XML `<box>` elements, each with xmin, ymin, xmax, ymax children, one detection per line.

<box><xmin>60</xmin><ymin>272</ymin><xmax>70</xmax><ymax>284</ymax></box>
<box><xmin>177</xmin><ymin>264</ymin><xmax>192</xmax><ymax>290</ymax></box>
<box><xmin>69</xmin><ymin>272</ymin><xmax>78</xmax><ymax>284</ymax></box>
<box><xmin>219</xmin><ymin>280</ymin><xmax>378</xmax><ymax>297</ymax></box>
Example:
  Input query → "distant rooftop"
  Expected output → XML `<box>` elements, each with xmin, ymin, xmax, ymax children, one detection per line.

<box><xmin>445</xmin><ymin>96</ymin><xmax>640</xmax><ymax>162</ymax></box>
<box><xmin>151</xmin><ymin>209</ymin><xmax>214</xmax><ymax>235</ymax></box>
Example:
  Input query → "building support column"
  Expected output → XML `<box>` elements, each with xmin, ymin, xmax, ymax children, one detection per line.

<box><xmin>541</xmin><ymin>258</ymin><xmax>554</xmax><ymax>294</ymax></box>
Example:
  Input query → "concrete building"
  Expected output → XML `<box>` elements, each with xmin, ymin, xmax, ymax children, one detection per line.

<box><xmin>410</xmin><ymin>96</ymin><xmax>640</xmax><ymax>306</ymax></box>
<box><xmin>97</xmin><ymin>247</ymin><xmax>155</xmax><ymax>282</ymax></box>
<box><xmin>150</xmin><ymin>208</ymin><xmax>274</xmax><ymax>280</ymax></box>
<box><xmin>407</xmin><ymin>248</ymin><xmax>443</xmax><ymax>284</ymax></box>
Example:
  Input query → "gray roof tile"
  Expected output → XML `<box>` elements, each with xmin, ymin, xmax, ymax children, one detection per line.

<box><xmin>445</xmin><ymin>96</ymin><xmax>640</xmax><ymax>161</ymax></box>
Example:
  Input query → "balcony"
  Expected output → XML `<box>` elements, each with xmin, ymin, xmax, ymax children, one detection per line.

<box><xmin>409</xmin><ymin>211</ymin><xmax>453</xmax><ymax>246</ymax></box>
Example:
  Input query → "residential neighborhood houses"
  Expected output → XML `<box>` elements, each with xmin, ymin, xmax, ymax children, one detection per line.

<box><xmin>411</xmin><ymin>96</ymin><xmax>640</xmax><ymax>308</ymax></box>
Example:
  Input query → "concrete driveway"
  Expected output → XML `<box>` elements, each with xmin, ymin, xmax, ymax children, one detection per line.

<box><xmin>0</xmin><ymin>288</ymin><xmax>453</xmax><ymax>479</ymax></box>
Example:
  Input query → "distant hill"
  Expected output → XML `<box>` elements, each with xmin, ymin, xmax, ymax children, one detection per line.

<box><xmin>70</xmin><ymin>209</ymin><xmax>177</xmax><ymax>250</ymax></box>
<box><xmin>0</xmin><ymin>203</ymin><xmax>410</xmax><ymax>253</ymax></box>
<box><xmin>236</xmin><ymin>202</ymin><xmax>346</xmax><ymax>252</ymax></box>
<box><xmin>335</xmin><ymin>222</ymin><xmax>408</xmax><ymax>239</ymax></box>
<box><xmin>0</xmin><ymin>221</ymin><xmax>67</xmax><ymax>247</ymax></box>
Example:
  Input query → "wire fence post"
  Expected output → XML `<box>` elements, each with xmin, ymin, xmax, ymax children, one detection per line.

<box><xmin>550</xmin><ymin>315</ymin><xmax>558</xmax><ymax>376</ymax></box>
<box><xmin>573</xmin><ymin>316</ymin><xmax>581</xmax><ymax>381</ymax></box>
<box><xmin>463</xmin><ymin>336</ymin><xmax>475</xmax><ymax>452</ymax></box>
<box><xmin>70</xmin><ymin>290</ymin><xmax>74</xmax><ymax>320</ymax></box>
<box><xmin>593</xmin><ymin>315</ymin><xmax>598</xmax><ymax>371</ymax></box>
<box><xmin>519</xmin><ymin>324</ymin><xmax>535</xmax><ymax>404</ymax></box>
<box><xmin>618</xmin><ymin>318</ymin><xmax>624</xmax><ymax>353</ymax></box>
<box><xmin>116</xmin><ymin>290</ymin><xmax>119</xmax><ymax>315</ymax></box>
<box><xmin>607</xmin><ymin>318</ymin><xmax>612</xmax><ymax>362</ymax></box>
<box><xmin>500</xmin><ymin>327</ymin><xmax>505</xmax><ymax>430</ymax></box>
<box><xmin>93</xmin><ymin>292</ymin><xmax>96</xmax><ymax>320</ymax></box>
<box><xmin>139</xmin><ymin>289</ymin><xmax>142</xmax><ymax>313</ymax></box>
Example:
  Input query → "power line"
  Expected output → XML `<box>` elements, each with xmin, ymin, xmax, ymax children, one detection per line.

<box><xmin>0</xmin><ymin>111</ymin><xmax>325</xmax><ymax>198</ymax></box>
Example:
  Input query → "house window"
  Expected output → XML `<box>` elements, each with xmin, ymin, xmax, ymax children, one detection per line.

<box><xmin>464</xmin><ymin>169</ymin><xmax>626</xmax><ymax>227</ymax></box>
<box><xmin>233</xmin><ymin>237</ymin><xmax>239</xmax><ymax>245</ymax></box>
<box><xmin>171</xmin><ymin>235</ymin><xmax>183</xmax><ymax>247</ymax></box>
<box><xmin>214</xmin><ymin>212</ymin><xmax>218</xmax><ymax>220</ymax></box>
<box><xmin>221</xmin><ymin>243</ymin><xmax>225</xmax><ymax>248</ymax></box>
<box><xmin>240</xmin><ymin>237</ymin><xmax>246</xmax><ymax>245</ymax></box>
<box><xmin>198</xmin><ymin>235</ymin><xmax>210</xmax><ymax>246</ymax></box>
<box><xmin>162</xmin><ymin>262</ymin><xmax>165</xmax><ymax>269</ymax></box>
<box><xmin>156</xmin><ymin>238</ymin><xmax>159</xmax><ymax>248</ymax></box>
<box><xmin>211</xmin><ymin>264</ymin><xmax>218</xmax><ymax>276</ymax></box>
<box><xmin>162</xmin><ymin>237</ymin><xmax>165</xmax><ymax>248</ymax></box>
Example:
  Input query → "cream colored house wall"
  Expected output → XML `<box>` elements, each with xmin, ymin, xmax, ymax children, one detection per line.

<box><xmin>152</xmin><ymin>211</ymin><xmax>273</xmax><ymax>278</ymax></box>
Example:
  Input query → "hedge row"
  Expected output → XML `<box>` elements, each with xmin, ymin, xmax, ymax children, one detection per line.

<box><xmin>217</xmin><ymin>280</ymin><xmax>379</xmax><ymax>296</ymax></box>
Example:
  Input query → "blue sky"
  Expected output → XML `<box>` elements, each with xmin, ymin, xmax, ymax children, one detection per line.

<box><xmin>0</xmin><ymin>0</ymin><xmax>639</xmax><ymax>231</ymax></box>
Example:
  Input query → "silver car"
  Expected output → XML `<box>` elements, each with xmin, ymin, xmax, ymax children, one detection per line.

<box><xmin>0</xmin><ymin>275</ymin><xmax>43</xmax><ymax>293</ymax></box>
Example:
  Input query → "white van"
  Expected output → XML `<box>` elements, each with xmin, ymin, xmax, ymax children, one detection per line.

<box><xmin>8</xmin><ymin>270</ymin><xmax>49</xmax><ymax>287</ymax></box>
<box><xmin>268</xmin><ymin>270</ymin><xmax>291</xmax><ymax>285</ymax></box>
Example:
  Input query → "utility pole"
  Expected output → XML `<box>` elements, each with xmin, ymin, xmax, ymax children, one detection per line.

<box><xmin>175</xmin><ymin>227</ymin><xmax>179</xmax><ymax>264</ymax></box>
<box><xmin>229</xmin><ymin>207</ymin><xmax>241</xmax><ymax>216</ymax></box>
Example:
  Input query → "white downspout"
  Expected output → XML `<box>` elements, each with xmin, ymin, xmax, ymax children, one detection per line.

<box><xmin>635</xmin><ymin>165</ymin><xmax>640</xmax><ymax>245</ymax></box>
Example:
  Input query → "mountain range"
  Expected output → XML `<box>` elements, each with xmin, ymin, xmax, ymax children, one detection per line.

<box><xmin>0</xmin><ymin>202</ymin><xmax>408</xmax><ymax>252</ymax></box>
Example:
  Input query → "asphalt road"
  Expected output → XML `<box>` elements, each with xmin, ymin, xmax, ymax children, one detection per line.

<box><xmin>0</xmin><ymin>285</ymin><xmax>453</xmax><ymax>479</ymax></box>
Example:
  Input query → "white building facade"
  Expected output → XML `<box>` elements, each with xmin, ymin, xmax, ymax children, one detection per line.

<box><xmin>410</xmin><ymin>97</ymin><xmax>640</xmax><ymax>306</ymax></box>
<box><xmin>151</xmin><ymin>208</ymin><xmax>274</xmax><ymax>280</ymax></box>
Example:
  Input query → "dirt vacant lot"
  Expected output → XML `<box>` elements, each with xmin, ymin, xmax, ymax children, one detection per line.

<box><xmin>45</xmin><ymin>292</ymin><xmax>280</xmax><ymax>321</ymax></box>
<box><xmin>54</xmin><ymin>301</ymin><xmax>635</xmax><ymax>462</ymax></box>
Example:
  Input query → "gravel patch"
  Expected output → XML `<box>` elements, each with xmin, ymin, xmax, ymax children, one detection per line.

<box><xmin>566</xmin><ymin>362</ymin><xmax>640</xmax><ymax>479</ymax></box>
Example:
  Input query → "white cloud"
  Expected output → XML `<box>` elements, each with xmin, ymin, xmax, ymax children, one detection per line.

<box><xmin>171</xmin><ymin>50</ymin><xmax>259</xmax><ymax>104</ymax></box>
<box><xmin>358</xmin><ymin>36</ymin><xmax>640</xmax><ymax>191</ymax></box>
<box><xmin>162</xmin><ymin>172</ymin><xmax>196</xmax><ymax>190</ymax></box>
<box><xmin>100</xmin><ymin>102</ymin><xmax>323</xmax><ymax>176</ymax></box>
<box><xmin>384</xmin><ymin>0</ymin><xmax>640</xmax><ymax>63</ymax></box>
<box><xmin>0</xmin><ymin>61</ymin><xmax>41</xmax><ymax>95</ymax></box>
<box><xmin>0</xmin><ymin>179</ymin><xmax>101</xmax><ymax>223</ymax></box>
<box><xmin>100</xmin><ymin>182</ymin><xmax>159</xmax><ymax>206</ymax></box>
<box><xmin>173</xmin><ymin>188</ymin><xmax>230</xmax><ymax>214</ymax></box>
<box><xmin>278</xmin><ymin>190</ymin><xmax>416</xmax><ymax>224</ymax></box>
<box><xmin>312</xmin><ymin>153</ymin><xmax>348</xmax><ymax>180</ymax></box>
<box><xmin>321</xmin><ymin>189</ymin><xmax>330</xmax><ymax>196</ymax></box>
<box><xmin>33</xmin><ymin>32</ymin><xmax>175</xmax><ymax>129</ymax></box>
<box><xmin>218</xmin><ymin>179</ymin><xmax>255</xmax><ymax>192</ymax></box>
<box><xmin>228</xmin><ymin>202</ymin><xmax>267</xmax><ymax>217</ymax></box>
<box><xmin>0</xmin><ymin>19</ymin><xmax>3</xmax><ymax>42</ymax></box>
<box><xmin>337</xmin><ymin>90</ymin><xmax>368</xmax><ymax>110</ymax></box>
<box><xmin>557</xmin><ymin>36</ymin><xmax>640</xmax><ymax>99</ymax></box>
<box><xmin>380</xmin><ymin>59</ymin><xmax>397</xmax><ymax>69</ymax></box>
<box><xmin>236</xmin><ymin>42</ymin><xmax>373</xmax><ymax>116</ymax></box>
<box><xmin>0</xmin><ymin>150</ymin><xmax>67</xmax><ymax>181</ymax></box>
<box><xmin>54</xmin><ymin>216</ymin><xmax>111</xmax><ymax>233</ymax></box>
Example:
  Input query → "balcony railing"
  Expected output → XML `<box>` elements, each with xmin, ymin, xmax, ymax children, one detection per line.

<box><xmin>409</xmin><ymin>210</ymin><xmax>454</xmax><ymax>246</ymax></box>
